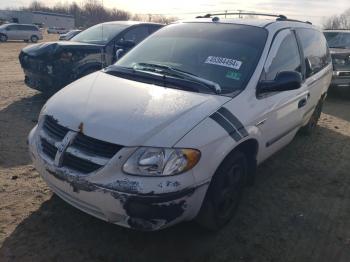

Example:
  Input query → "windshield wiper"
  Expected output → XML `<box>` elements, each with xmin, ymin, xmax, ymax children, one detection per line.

<box><xmin>133</xmin><ymin>62</ymin><xmax>222</xmax><ymax>94</ymax></box>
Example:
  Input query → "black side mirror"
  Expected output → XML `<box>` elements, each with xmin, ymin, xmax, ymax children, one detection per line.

<box><xmin>116</xmin><ymin>40</ymin><xmax>136</xmax><ymax>48</ymax></box>
<box><xmin>258</xmin><ymin>71</ymin><xmax>302</xmax><ymax>94</ymax></box>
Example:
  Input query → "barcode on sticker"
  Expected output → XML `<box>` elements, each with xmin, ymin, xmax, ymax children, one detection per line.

<box><xmin>205</xmin><ymin>56</ymin><xmax>242</xmax><ymax>70</ymax></box>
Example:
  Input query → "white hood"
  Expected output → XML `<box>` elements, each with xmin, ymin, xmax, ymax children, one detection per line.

<box><xmin>43</xmin><ymin>72</ymin><xmax>230</xmax><ymax>147</ymax></box>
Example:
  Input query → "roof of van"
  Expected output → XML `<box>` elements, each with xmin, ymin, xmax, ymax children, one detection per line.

<box><xmin>180</xmin><ymin>18</ymin><xmax>316</xmax><ymax>30</ymax></box>
<box><xmin>101</xmin><ymin>21</ymin><xmax>163</xmax><ymax>26</ymax></box>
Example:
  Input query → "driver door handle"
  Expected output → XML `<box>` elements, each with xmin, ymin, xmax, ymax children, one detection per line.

<box><xmin>298</xmin><ymin>97</ymin><xmax>307</xmax><ymax>108</ymax></box>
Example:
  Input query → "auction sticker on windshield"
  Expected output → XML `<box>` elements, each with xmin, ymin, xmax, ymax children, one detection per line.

<box><xmin>205</xmin><ymin>56</ymin><xmax>243</xmax><ymax>70</ymax></box>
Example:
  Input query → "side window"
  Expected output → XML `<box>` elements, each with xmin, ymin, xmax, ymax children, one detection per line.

<box><xmin>18</xmin><ymin>25</ymin><xmax>27</xmax><ymax>31</ymax></box>
<box><xmin>296</xmin><ymin>29</ymin><xmax>329</xmax><ymax>78</ymax></box>
<box><xmin>6</xmin><ymin>25</ymin><xmax>16</xmax><ymax>31</ymax></box>
<box><xmin>122</xmin><ymin>26</ymin><xmax>149</xmax><ymax>44</ymax></box>
<box><xmin>264</xmin><ymin>31</ymin><xmax>301</xmax><ymax>81</ymax></box>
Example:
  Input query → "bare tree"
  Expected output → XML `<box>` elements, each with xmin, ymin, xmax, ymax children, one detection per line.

<box><xmin>132</xmin><ymin>14</ymin><xmax>178</xmax><ymax>24</ymax></box>
<box><xmin>323</xmin><ymin>8</ymin><xmax>350</xmax><ymax>29</ymax></box>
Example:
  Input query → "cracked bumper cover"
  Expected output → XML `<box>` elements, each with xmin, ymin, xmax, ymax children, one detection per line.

<box><xmin>28</xmin><ymin>126</ymin><xmax>209</xmax><ymax>231</ymax></box>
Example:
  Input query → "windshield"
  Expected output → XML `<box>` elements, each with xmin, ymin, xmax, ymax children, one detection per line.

<box><xmin>71</xmin><ymin>23</ymin><xmax>128</xmax><ymax>44</ymax></box>
<box><xmin>324</xmin><ymin>32</ymin><xmax>350</xmax><ymax>48</ymax></box>
<box><xmin>116</xmin><ymin>23</ymin><xmax>267</xmax><ymax>95</ymax></box>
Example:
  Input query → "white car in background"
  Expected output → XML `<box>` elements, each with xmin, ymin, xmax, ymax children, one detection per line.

<box><xmin>0</xmin><ymin>23</ymin><xmax>42</xmax><ymax>42</ymax></box>
<box><xmin>28</xmin><ymin>13</ymin><xmax>332</xmax><ymax>231</ymax></box>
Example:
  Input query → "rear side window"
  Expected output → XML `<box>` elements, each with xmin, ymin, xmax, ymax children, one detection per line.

<box><xmin>149</xmin><ymin>25</ymin><xmax>162</xmax><ymax>34</ymax></box>
<box><xmin>29</xmin><ymin>26</ymin><xmax>39</xmax><ymax>31</ymax></box>
<box><xmin>296</xmin><ymin>29</ymin><xmax>330</xmax><ymax>78</ymax></box>
<box><xmin>264</xmin><ymin>31</ymin><xmax>301</xmax><ymax>81</ymax></box>
<box><xmin>122</xmin><ymin>26</ymin><xmax>149</xmax><ymax>44</ymax></box>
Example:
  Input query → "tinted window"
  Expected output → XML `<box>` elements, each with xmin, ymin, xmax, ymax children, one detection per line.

<box><xmin>29</xmin><ymin>26</ymin><xmax>38</xmax><ymax>31</ymax></box>
<box><xmin>297</xmin><ymin>29</ymin><xmax>330</xmax><ymax>77</ymax></box>
<box><xmin>71</xmin><ymin>23</ymin><xmax>128</xmax><ymax>44</ymax></box>
<box><xmin>117</xmin><ymin>23</ymin><xmax>268</xmax><ymax>94</ymax></box>
<box><xmin>18</xmin><ymin>25</ymin><xmax>36</xmax><ymax>31</ymax></box>
<box><xmin>6</xmin><ymin>25</ymin><xmax>17</xmax><ymax>31</ymax></box>
<box><xmin>324</xmin><ymin>32</ymin><xmax>350</xmax><ymax>48</ymax></box>
<box><xmin>149</xmin><ymin>25</ymin><xmax>162</xmax><ymax>34</ymax></box>
<box><xmin>122</xmin><ymin>26</ymin><xmax>149</xmax><ymax>44</ymax></box>
<box><xmin>264</xmin><ymin>31</ymin><xmax>301</xmax><ymax>81</ymax></box>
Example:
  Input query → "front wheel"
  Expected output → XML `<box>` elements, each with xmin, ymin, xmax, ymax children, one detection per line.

<box><xmin>300</xmin><ymin>100</ymin><xmax>323</xmax><ymax>135</ymax></box>
<box><xmin>196</xmin><ymin>151</ymin><xmax>247</xmax><ymax>231</ymax></box>
<box><xmin>0</xmin><ymin>34</ymin><xmax>8</xmax><ymax>42</ymax></box>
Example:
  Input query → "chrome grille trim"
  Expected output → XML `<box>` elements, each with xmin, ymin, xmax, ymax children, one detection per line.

<box><xmin>38</xmin><ymin>116</ymin><xmax>123</xmax><ymax>174</ymax></box>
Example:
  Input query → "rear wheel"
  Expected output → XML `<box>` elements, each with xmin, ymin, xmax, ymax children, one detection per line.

<box><xmin>0</xmin><ymin>34</ymin><xmax>7</xmax><ymax>42</ymax></box>
<box><xmin>31</xmin><ymin>35</ymin><xmax>39</xmax><ymax>43</ymax></box>
<box><xmin>196</xmin><ymin>151</ymin><xmax>247</xmax><ymax>231</ymax></box>
<box><xmin>300</xmin><ymin>100</ymin><xmax>323</xmax><ymax>135</ymax></box>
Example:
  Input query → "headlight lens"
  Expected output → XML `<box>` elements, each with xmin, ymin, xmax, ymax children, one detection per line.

<box><xmin>333</xmin><ymin>58</ymin><xmax>346</xmax><ymax>65</ymax></box>
<box><xmin>60</xmin><ymin>51</ymin><xmax>73</xmax><ymax>62</ymax></box>
<box><xmin>123</xmin><ymin>147</ymin><xmax>201</xmax><ymax>176</ymax></box>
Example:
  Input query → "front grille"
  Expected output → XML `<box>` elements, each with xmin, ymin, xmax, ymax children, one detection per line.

<box><xmin>339</xmin><ymin>72</ymin><xmax>350</xmax><ymax>77</ymax></box>
<box><xmin>40</xmin><ymin>115</ymin><xmax>123</xmax><ymax>174</ymax></box>
<box><xmin>62</xmin><ymin>153</ymin><xmax>102</xmax><ymax>173</ymax></box>
<box><xmin>41</xmin><ymin>138</ymin><xmax>57</xmax><ymax>160</ymax></box>
<box><xmin>43</xmin><ymin>116</ymin><xmax>69</xmax><ymax>140</ymax></box>
<box><xmin>72</xmin><ymin>133</ymin><xmax>122</xmax><ymax>158</ymax></box>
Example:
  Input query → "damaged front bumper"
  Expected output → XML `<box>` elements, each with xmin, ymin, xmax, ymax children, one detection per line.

<box><xmin>28</xmin><ymin>126</ymin><xmax>209</xmax><ymax>231</ymax></box>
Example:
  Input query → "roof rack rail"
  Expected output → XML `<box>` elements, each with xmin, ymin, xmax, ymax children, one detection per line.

<box><xmin>196</xmin><ymin>12</ymin><xmax>287</xmax><ymax>19</ymax></box>
<box><xmin>196</xmin><ymin>12</ymin><xmax>312</xmax><ymax>25</ymax></box>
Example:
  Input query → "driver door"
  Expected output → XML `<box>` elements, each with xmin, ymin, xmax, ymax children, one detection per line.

<box><xmin>257</xmin><ymin>29</ymin><xmax>309</xmax><ymax>161</ymax></box>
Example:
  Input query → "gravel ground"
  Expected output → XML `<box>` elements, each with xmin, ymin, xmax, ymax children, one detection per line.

<box><xmin>0</xmin><ymin>34</ymin><xmax>350</xmax><ymax>262</ymax></box>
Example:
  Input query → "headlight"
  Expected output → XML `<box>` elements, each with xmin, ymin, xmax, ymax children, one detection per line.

<box><xmin>333</xmin><ymin>58</ymin><xmax>346</xmax><ymax>65</ymax></box>
<box><xmin>123</xmin><ymin>147</ymin><xmax>201</xmax><ymax>176</ymax></box>
<box><xmin>37</xmin><ymin>105</ymin><xmax>47</xmax><ymax>125</ymax></box>
<box><xmin>60</xmin><ymin>51</ymin><xmax>73</xmax><ymax>62</ymax></box>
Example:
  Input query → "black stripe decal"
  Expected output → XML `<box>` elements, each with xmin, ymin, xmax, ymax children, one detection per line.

<box><xmin>266</xmin><ymin>124</ymin><xmax>301</xmax><ymax>147</ymax></box>
<box><xmin>210</xmin><ymin>112</ymin><xmax>242</xmax><ymax>142</ymax></box>
<box><xmin>218</xmin><ymin>107</ymin><xmax>249</xmax><ymax>137</ymax></box>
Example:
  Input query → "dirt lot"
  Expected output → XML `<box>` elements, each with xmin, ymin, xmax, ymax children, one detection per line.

<box><xmin>0</xmin><ymin>34</ymin><xmax>350</xmax><ymax>262</ymax></box>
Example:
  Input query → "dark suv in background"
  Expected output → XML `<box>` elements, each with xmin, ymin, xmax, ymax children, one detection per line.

<box><xmin>324</xmin><ymin>30</ymin><xmax>350</xmax><ymax>91</ymax></box>
<box><xmin>19</xmin><ymin>21</ymin><xmax>163</xmax><ymax>94</ymax></box>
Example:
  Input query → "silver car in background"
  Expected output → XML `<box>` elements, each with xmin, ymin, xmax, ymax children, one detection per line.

<box><xmin>59</xmin><ymin>30</ymin><xmax>82</xmax><ymax>41</ymax></box>
<box><xmin>0</xmin><ymin>23</ymin><xmax>43</xmax><ymax>43</ymax></box>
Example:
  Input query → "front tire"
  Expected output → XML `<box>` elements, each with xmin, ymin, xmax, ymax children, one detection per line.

<box><xmin>196</xmin><ymin>151</ymin><xmax>247</xmax><ymax>231</ymax></box>
<box><xmin>0</xmin><ymin>34</ymin><xmax>8</xmax><ymax>42</ymax></box>
<box><xmin>300</xmin><ymin>100</ymin><xmax>323</xmax><ymax>135</ymax></box>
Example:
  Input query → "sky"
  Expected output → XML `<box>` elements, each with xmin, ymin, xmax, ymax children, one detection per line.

<box><xmin>1</xmin><ymin>0</ymin><xmax>349</xmax><ymax>26</ymax></box>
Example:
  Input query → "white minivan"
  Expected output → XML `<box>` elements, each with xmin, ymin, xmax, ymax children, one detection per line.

<box><xmin>28</xmin><ymin>14</ymin><xmax>332</xmax><ymax>231</ymax></box>
<box><xmin>0</xmin><ymin>23</ymin><xmax>42</xmax><ymax>42</ymax></box>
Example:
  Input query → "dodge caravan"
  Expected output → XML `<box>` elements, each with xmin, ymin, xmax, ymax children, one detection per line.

<box><xmin>28</xmin><ymin>14</ymin><xmax>332</xmax><ymax>231</ymax></box>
